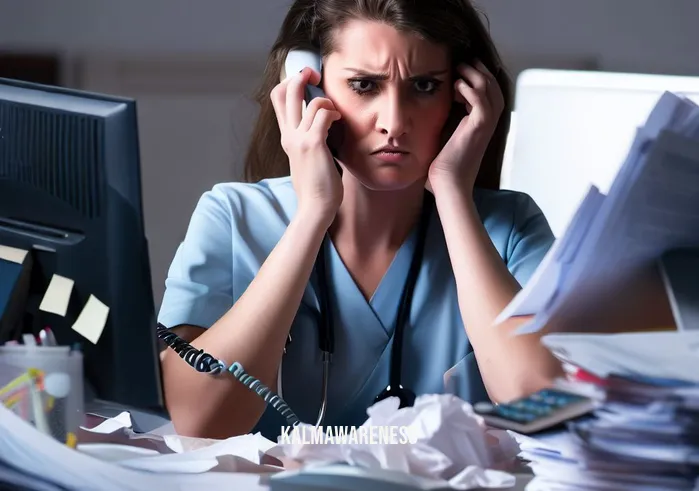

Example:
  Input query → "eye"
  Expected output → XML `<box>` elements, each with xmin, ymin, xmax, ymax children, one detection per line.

<box><xmin>348</xmin><ymin>79</ymin><xmax>377</xmax><ymax>94</ymax></box>
<box><xmin>413</xmin><ymin>78</ymin><xmax>442</xmax><ymax>94</ymax></box>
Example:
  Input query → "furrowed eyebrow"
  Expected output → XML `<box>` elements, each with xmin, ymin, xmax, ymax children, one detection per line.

<box><xmin>343</xmin><ymin>69</ymin><xmax>389</xmax><ymax>79</ymax></box>
<box><xmin>342</xmin><ymin>68</ymin><xmax>449</xmax><ymax>79</ymax></box>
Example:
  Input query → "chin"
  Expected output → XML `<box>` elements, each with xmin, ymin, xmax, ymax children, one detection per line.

<box><xmin>343</xmin><ymin>162</ymin><xmax>427</xmax><ymax>192</ymax></box>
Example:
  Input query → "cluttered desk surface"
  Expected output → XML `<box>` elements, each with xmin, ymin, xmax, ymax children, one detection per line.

<box><xmin>3</xmin><ymin>326</ymin><xmax>699</xmax><ymax>491</ymax></box>
<box><xmin>1</xmin><ymin>397</ymin><xmax>537</xmax><ymax>491</ymax></box>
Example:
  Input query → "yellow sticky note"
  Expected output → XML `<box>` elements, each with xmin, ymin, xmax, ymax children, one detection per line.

<box><xmin>39</xmin><ymin>274</ymin><xmax>75</xmax><ymax>317</ymax></box>
<box><xmin>71</xmin><ymin>295</ymin><xmax>109</xmax><ymax>344</ymax></box>
<box><xmin>0</xmin><ymin>245</ymin><xmax>28</xmax><ymax>264</ymax></box>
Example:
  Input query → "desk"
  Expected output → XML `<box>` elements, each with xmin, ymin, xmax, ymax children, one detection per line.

<box><xmin>182</xmin><ymin>470</ymin><xmax>534</xmax><ymax>491</ymax></box>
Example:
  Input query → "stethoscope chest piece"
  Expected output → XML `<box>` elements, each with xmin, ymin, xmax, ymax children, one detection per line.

<box><xmin>375</xmin><ymin>384</ymin><xmax>416</xmax><ymax>409</ymax></box>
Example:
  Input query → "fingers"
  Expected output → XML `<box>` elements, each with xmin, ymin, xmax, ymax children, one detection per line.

<box><xmin>270</xmin><ymin>80</ymin><xmax>287</xmax><ymax>127</ymax></box>
<box><xmin>474</xmin><ymin>60</ymin><xmax>504</xmax><ymax>112</ymax></box>
<box><xmin>285</xmin><ymin>68</ymin><xmax>309</xmax><ymax>128</ymax></box>
<box><xmin>474</xmin><ymin>60</ymin><xmax>496</xmax><ymax>83</ymax></box>
<box><xmin>287</xmin><ymin>67</ymin><xmax>323</xmax><ymax>128</ymax></box>
<box><xmin>299</xmin><ymin>97</ymin><xmax>338</xmax><ymax>131</ymax></box>
<box><xmin>272</xmin><ymin>65</ymin><xmax>340</xmax><ymax>162</ymax></box>
<box><xmin>456</xmin><ymin>65</ymin><xmax>488</xmax><ymax>118</ymax></box>
<box><xmin>309</xmin><ymin>106</ymin><xmax>342</xmax><ymax>138</ymax></box>
<box><xmin>455</xmin><ymin>78</ymin><xmax>476</xmax><ymax>115</ymax></box>
<box><xmin>270</xmin><ymin>67</ymin><xmax>323</xmax><ymax>129</ymax></box>
<box><xmin>460</xmin><ymin>64</ymin><xmax>489</xmax><ymax>93</ymax></box>
<box><xmin>455</xmin><ymin>61</ymin><xmax>504</xmax><ymax>117</ymax></box>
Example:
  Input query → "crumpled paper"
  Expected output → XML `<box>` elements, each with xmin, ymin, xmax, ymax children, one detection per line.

<box><xmin>270</xmin><ymin>394</ymin><xmax>521</xmax><ymax>490</ymax></box>
<box><xmin>77</xmin><ymin>412</ymin><xmax>172</xmax><ymax>454</ymax></box>
<box><xmin>77</xmin><ymin>412</ymin><xmax>282</xmax><ymax>474</ymax></box>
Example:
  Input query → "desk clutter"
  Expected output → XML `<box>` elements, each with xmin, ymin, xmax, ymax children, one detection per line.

<box><xmin>499</xmin><ymin>90</ymin><xmax>699</xmax><ymax>489</ymax></box>
<box><xmin>521</xmin><ymin>331</ymin><xmax>699</xmax><ymax>490</ymax></box>
<box><xmin>1</xmin><ymin>242</ymin><xmax>111</xmax><ymax>454</ymax></box>
<box><xmin>0</xmin><ymin>241</ymin><xmax>531</xmax><ymax>489</ymax></box>
<box><xmin>0</xmin><ymin>393</ymin><xmax>531</xmax><ymax>491</ymax></box>
<box><xmin>0</xmin><ymin>334</ymin><xmax>84</xmax><ymax>448</ymax></box>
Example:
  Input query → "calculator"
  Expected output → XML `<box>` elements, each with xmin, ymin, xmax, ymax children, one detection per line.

<box><xmin>473</xmin><ymin>388</ymin><xmax>595</xmax><ymax>434</ymax></box>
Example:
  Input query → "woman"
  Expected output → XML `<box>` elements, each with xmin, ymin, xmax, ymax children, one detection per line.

<box><xmin>158</xmin><ymin>0</ymin><xmax>563</xmax><ymax>440</ymax></box>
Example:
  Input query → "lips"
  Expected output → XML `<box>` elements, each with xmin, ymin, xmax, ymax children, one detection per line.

<box><xmin>370</xmin><ymin>148</ymin><xmax>410</xmax><ymax>163</ymax></box>
<box><xmin>371</xmin><ymin>147</ymin><xmax>408</xmax><ymax>155</ymax></box>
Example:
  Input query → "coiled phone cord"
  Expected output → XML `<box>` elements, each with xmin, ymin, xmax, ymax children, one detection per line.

<box><xmin>156</xmin><ymin>323</ymin><xmax>301</xmax><ymax>427</ymax></box>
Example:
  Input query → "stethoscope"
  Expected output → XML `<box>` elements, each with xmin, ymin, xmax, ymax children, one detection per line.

<box><xmin>288</xmin><ymin>192</ymin><xmax>435</xmax><ymax>427</ymax></box>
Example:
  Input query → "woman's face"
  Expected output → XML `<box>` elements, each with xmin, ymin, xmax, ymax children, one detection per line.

<box><xmin>322</xmin><ymin>20</ymin><xmax>453</xmax><ymax>191</ymax></box>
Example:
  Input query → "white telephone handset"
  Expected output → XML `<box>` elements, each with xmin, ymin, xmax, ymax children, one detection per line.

<box><xmin>284</xmin><ymin>49</ymin><xmax>326</xmax><ymax>112</ymax></box>
<box><xmin>283</xmin><ymin>49</ymin><xmax>343</xmax><ymax>160</ymax></box>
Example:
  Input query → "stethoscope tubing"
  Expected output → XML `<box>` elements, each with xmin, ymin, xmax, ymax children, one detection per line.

<box><xmin>289</xmin><ymin>193</ymin><xmax>435</xmax><ymax>428</ymax></box>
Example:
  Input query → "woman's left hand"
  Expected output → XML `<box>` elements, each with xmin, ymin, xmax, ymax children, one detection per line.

<box><xmin>428</xmin><ymin>61</ymin><xmax>504</xmax><ymax>192</ymax></box>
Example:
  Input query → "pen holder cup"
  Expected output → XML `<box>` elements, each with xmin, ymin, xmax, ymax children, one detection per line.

<box><xmin>0</xmin><ymin>345</ymin><xmax>84</xmax><ymax>446</ymax></box>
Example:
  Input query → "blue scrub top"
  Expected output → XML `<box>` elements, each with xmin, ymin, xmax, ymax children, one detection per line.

<box><xmin>157</xmin><ymin>176</ymin><xmax>554</xmax><ymax>440</ymax></box>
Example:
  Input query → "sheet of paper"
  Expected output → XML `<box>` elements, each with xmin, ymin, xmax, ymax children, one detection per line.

<box><xmin>540</xmin><ymin>331</ymin><xmax>699</xmax><ymax>382</ymax></box>
<box><xmin>77</xmin><ymin>410</ymin><xmax>281</xmax><ymax>474</ymax></box>
<box><xmin>494</xmin><ymin>239</ymin><xmax>562</xmax><ymax>324</ymax></box>
<box><xmin>0</xmin><ymin>244</ymin><xmax>28</xmax><ymax>264</ymax></box>
<box><xmin>85</xmin><ymin>411</ymin><xmax>134</xmax><ymax>434</ymax></box>
<box><xmin>78</xmin><ymin>411</ymin><xmax>175</xmax><ymax>454</ymax></box>
<box><xmin>120</xmin><ymin>432</ymin><xmax>280</xmax><ymax>474</ymax></box>
<box><xmin>119</xmin><ymin>445</ymin><xmax>281</xmax><ymax>474</ymax></box>
<box><xmin>39</xmin><ymin>274</ymin><xmax>74</xmax><ymax>317</ymax></box>
<box><xmin>515</xmin><ymin>92</ymin><xmax>699</xmax><ymax>336</ymax></box>
<box><xmin>496</xmin><ymin>185</ymin><xmax>604</xmax><ymax>324</ymax></box>
<box><xmin>0</xmin><ymin>461</ymin><xmax>65</xmax><ymax>491</ymax></box>
<box><xmin>71</xmin><ymin>295</ymin><xmax>110</xmax><ymax>344</ymax></box>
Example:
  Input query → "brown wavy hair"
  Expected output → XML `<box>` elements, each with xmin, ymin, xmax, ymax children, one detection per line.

<box><xmin>243</xmin><ymin>0</ymin><xmax>512</xmax><ymax>190</ymax></box>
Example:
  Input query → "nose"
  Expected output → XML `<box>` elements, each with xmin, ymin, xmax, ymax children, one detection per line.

<box><xmin>375</xmin><ymin>90</ymin><xmax>410</xmax><ymax>138</ymax></box>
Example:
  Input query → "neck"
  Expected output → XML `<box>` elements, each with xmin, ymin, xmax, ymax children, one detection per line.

<box><xmin>329</xmin><ymin>173</ymin><xmax>426</xmax><ymax>256</ymax></box>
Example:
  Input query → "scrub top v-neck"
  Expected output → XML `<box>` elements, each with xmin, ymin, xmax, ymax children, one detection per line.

<box><xmin>157</xmin><ymin>176</ymin><xmax>555</xmax><ymax>440</ymax></box>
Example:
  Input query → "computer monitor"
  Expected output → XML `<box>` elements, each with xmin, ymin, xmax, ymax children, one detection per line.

<box><xmin>0</xmin><ymin>77</ymin><xmax>163</xmax><ymax>411</ymax></box>
<box><xmin>502</xmin><ymin>69</ymin><xmax>699</xmax><ymax>237</ymax></box>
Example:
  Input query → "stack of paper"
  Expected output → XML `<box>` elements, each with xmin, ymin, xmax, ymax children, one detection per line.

<box><xmin>0</xmin><ymin>403</ymin><xmax>273</xmax><ymax>490</ymax></box>
<box><xmin>521</xmin><ymin>331</ymin><xmax>699</xmax><ymax>490</ymax></box>
<box><xmin>498</xmin><ymin>91</ymin><xmax>699</xmax><ymax>335</ymax></box>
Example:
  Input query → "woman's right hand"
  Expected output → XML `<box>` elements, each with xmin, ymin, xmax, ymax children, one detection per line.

<box><xmin>271</xmin><ymin>67</ymin><xmax>343</xmax><ymax>226</ymax></box>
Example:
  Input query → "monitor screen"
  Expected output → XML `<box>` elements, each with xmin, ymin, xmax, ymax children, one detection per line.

<box><xmin>504</xmin><ymin>69</ymin><xmax>699</xmax><ymax>237</ymax></box>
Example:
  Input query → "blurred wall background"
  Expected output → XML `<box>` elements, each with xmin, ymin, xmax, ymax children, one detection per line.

<box><xmin>1</xmin><ymin>0</ymin><xmax>697</xmax><ymax>306</ymax></box>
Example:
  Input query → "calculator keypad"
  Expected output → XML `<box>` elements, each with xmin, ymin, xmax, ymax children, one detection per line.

<box><xmin>492</xmin><ymin>389</ymin><xmax>586</xmax><ymax>423</ymax></box>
